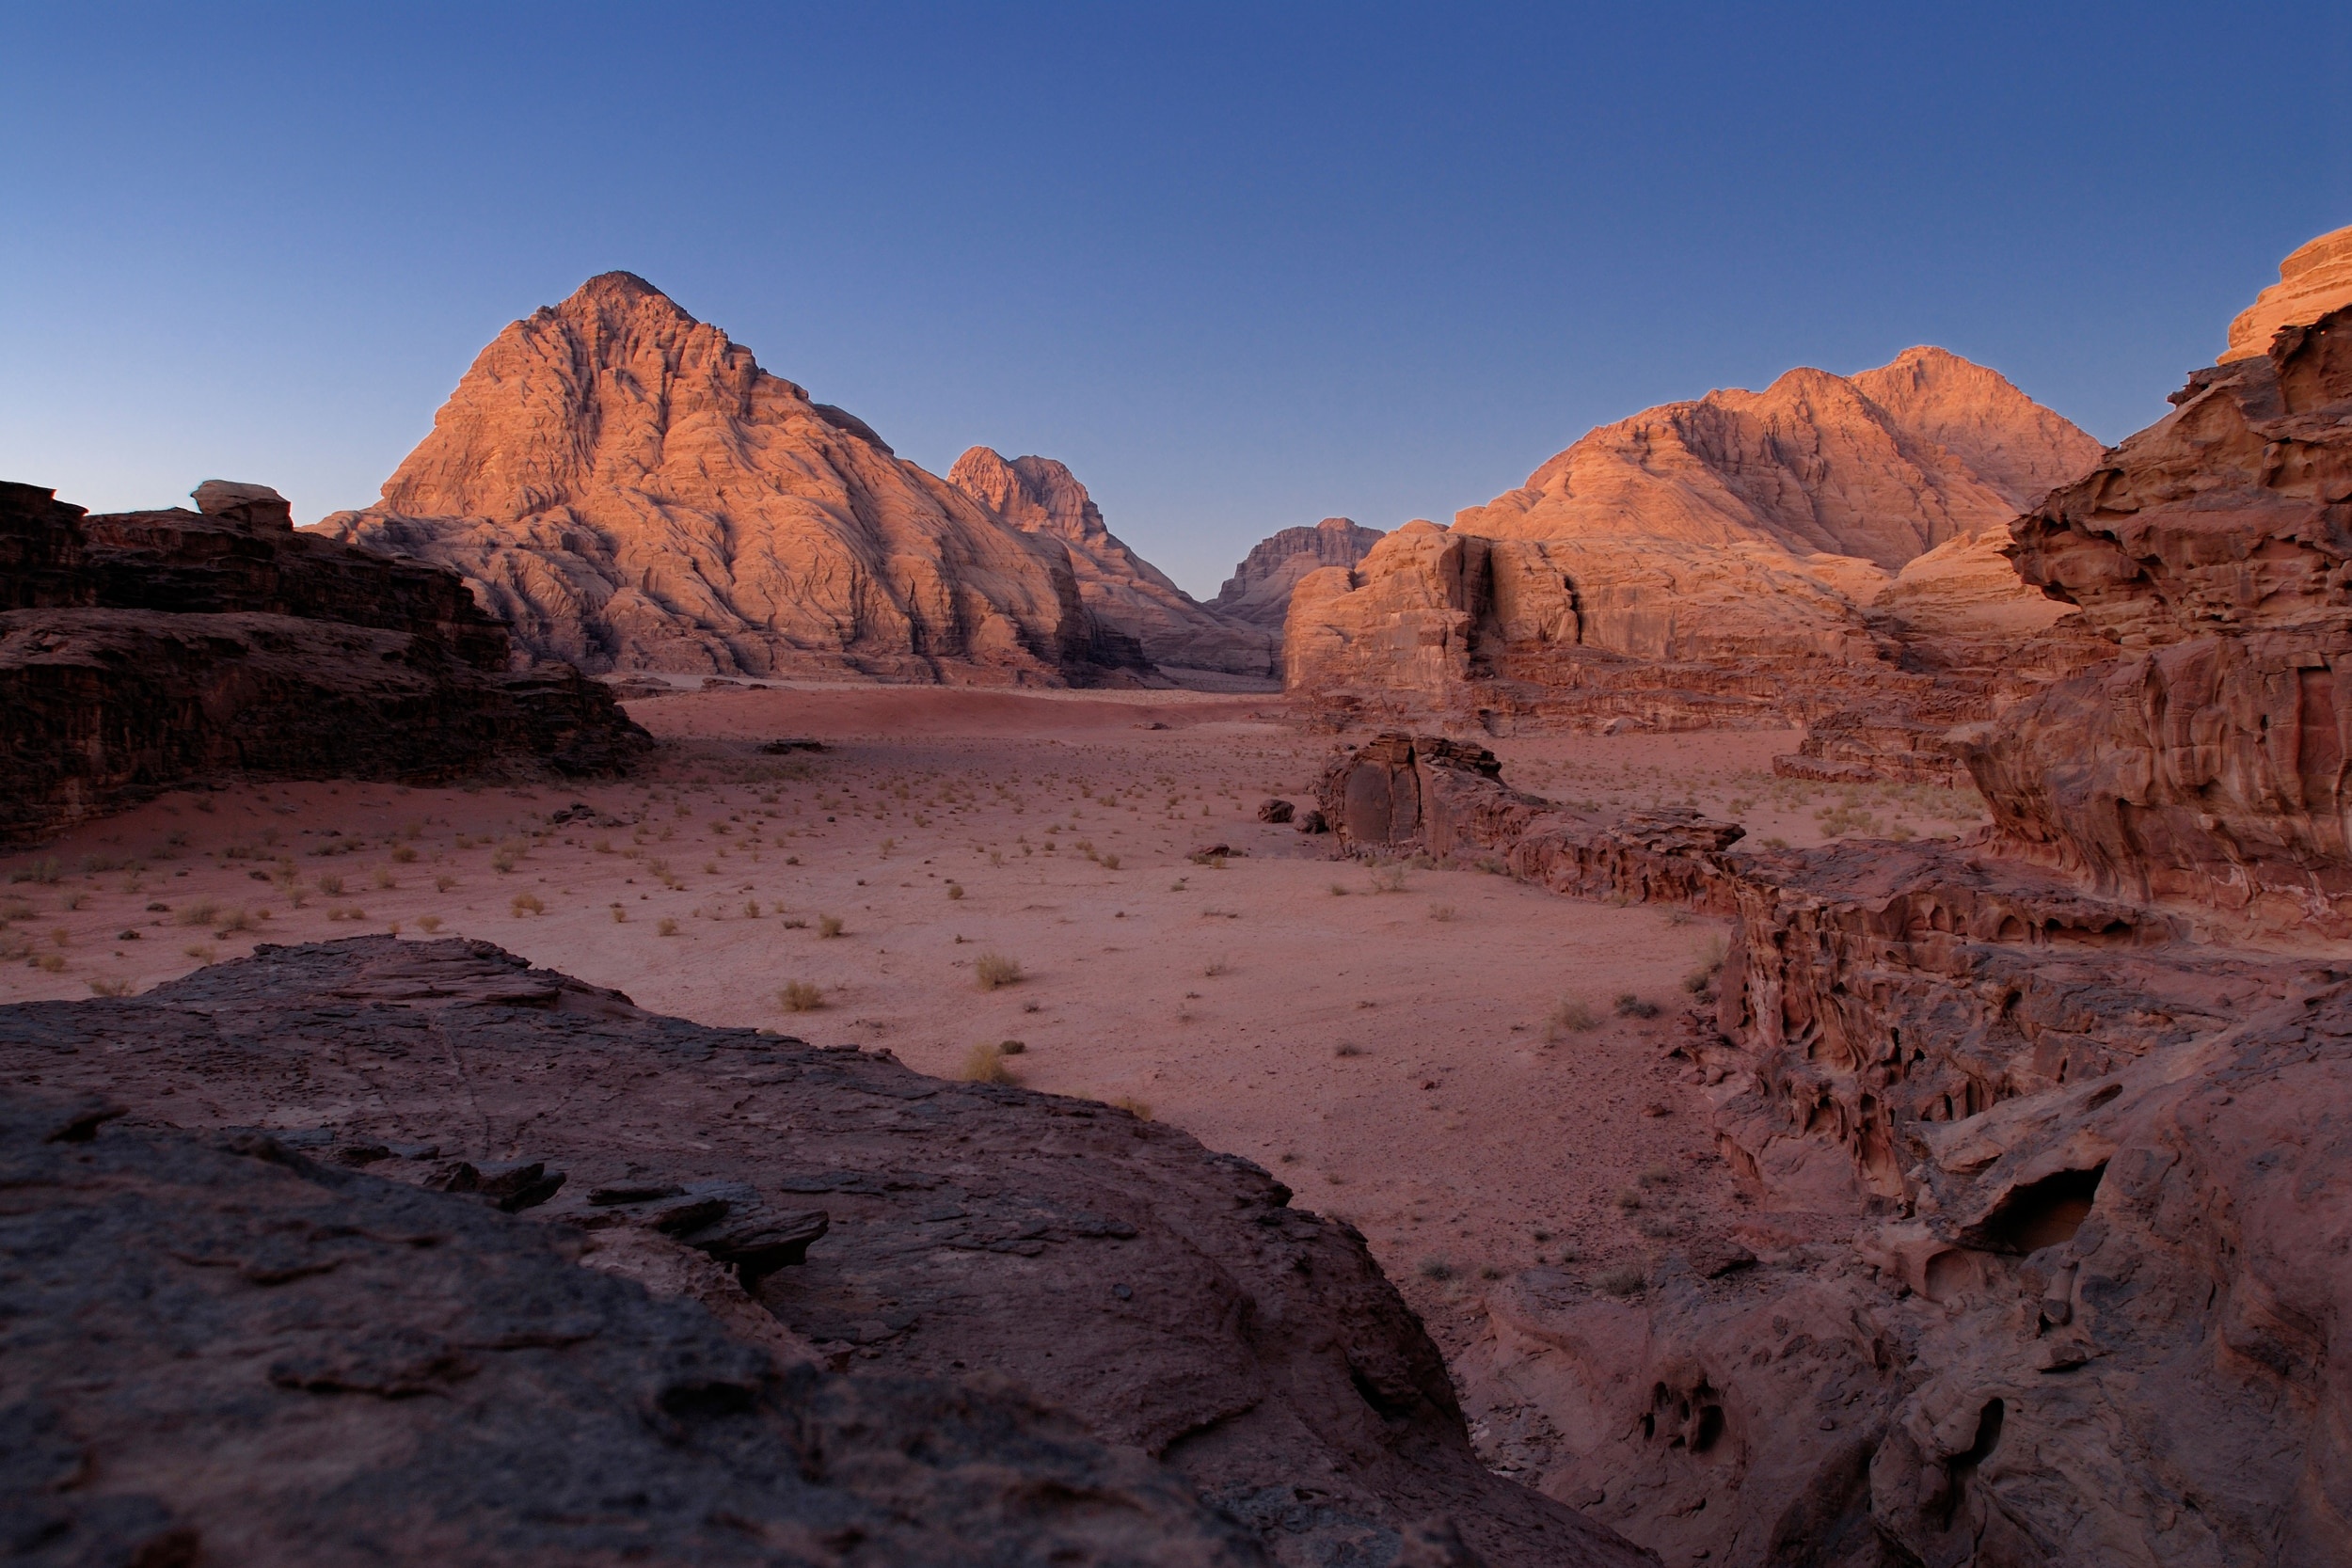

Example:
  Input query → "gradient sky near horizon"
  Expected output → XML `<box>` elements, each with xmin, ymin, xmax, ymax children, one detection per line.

<box><xmin>5</xmin><ymin>3</ymin><xmax>2349</xmax><ymax>596</ymax></box>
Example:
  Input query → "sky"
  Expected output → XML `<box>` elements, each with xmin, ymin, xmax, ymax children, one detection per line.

<box><xmin>3</xmin><ymin>3</ymin><xmax>2348</xmax><ymax>597</ymax></box>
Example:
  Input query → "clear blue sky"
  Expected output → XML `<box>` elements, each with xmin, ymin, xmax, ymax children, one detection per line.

<box><xmin>4</xmin><ymin>3</ymin><xmax>2347</xmax><ymax>596</ymax></box>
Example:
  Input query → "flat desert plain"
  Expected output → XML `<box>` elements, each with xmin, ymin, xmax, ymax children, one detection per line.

<box><xmin>0</xmin><ymin>688</ymin><xmax>1988</xmax><ymax>1394</ymax></box>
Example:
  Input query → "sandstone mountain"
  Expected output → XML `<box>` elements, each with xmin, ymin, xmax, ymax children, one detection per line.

<box><xmin>1212</xmin><ymin>516</ymin><xmax>1386</xmax><ymax>633</ymax></box>
<box><xmin>324</xmin><ymin>274</ymin><xmax>1124</xmax><ymax>686</ymax></box>
<box><xmin>1454</xmin><ymin>346</ymin><xmax>2101</xmax><ymax>568</ymax></box>
<box><xmin>0</xmin><ymin>479</ymin><xmax>646</xmax><ymax>844</ymax></box>
<box><xmin>946</xmin><ymin>447</ymin><xmax>1275</xmax><ymax>679</ymax></box>
<box><xmin>2222</xmin><ymin>221</ymin><xmax>2352</xmax><ymax>360</ymax></box>
<box><xmin>1286</xmin><ymin>348</ymin><xmax>2104</xmax><ymax>754</ymax></box>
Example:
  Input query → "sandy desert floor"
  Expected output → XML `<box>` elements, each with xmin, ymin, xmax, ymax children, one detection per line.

<box><xmin>0</xmin><ymin>688</ymin><xmax>1992</xmax><ymax>1370</ymax></box>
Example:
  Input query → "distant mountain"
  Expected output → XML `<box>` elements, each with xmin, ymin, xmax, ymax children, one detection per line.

<box><xmin>323</xmin><ymin>274</ymin><xmax>1126</xmax><ymax>685</ymax></box>
<box><xmin>1454</xmin><ymin>346</ymin><xmax>2101</xmax><ymax>570</ymax></box>
<box><xmin>1212</xmin><ymin>517</ymin><xmax>1386</xmax><ymax>638</ymax></box>
<box><xmin>946</xmin><ymin>448</ymin><xmax>1274</xmax><ymax>679</ymax></box>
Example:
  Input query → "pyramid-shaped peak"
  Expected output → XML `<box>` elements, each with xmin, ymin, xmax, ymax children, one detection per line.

<box><xmin>543</xmin><ymin>271</ymin><xmax>701</xmax><ymax>326</ymax></box>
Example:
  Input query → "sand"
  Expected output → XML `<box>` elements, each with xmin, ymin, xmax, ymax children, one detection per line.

<box><xmin>0</xmin><ymin>688</ymin><xmax>1989</xmax><ymax>1363</ymax></box>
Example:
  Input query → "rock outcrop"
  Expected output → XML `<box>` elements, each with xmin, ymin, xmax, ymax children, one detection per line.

<box><xmin>1961</xmin><ymin>302</ymin><xmax>2352</xmax><ymax>937</ymax></box>
<box><xmin>0</xmin><ymin>936</ymin><xmax>1647</xmax><ymax>1568</ymax></box>
<box><xmin>947</xmin><ymin>447</ymin><xmax>1277</xmax><ymax>679</ymax></box>
<box><xmin>1286</xmin><ymin>350</ymin><xmax>2104</xmax><ymax>759</ymax></box>
<box><xmin>0</xmin><ymin>480</ymin><xmax>647</xmax><ymax>846</ymax></box>
<box><xmin>2222</xmin><ymin>222</ymin><xmax>2352</xmax><ymax>361</ymax></box>
<box><xmin>1316</xmin><ymin>733</ymin><xmax>2346</xmax><ymax>1566</ymax></box>
<box><xmin>1213</xmin><ymin>516</ymin><xmax>1387</xmax><ymax>635</ymax></box>
<box><xmin>324</xmin><ymin>274</ymin><xmax>1127</xmax><ymax>686</ymax></box>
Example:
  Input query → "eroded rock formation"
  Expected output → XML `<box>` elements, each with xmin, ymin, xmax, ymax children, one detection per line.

<box><xmin>0</xmin><ymin>480</ymin><xmax>646</xmax><ymax>846</ymax></box>
<box><xmin>324</xmin><ymin>274</ymin><xmax>1126</xmax><ymax>686</ymax></box>
<box><xmin>1285</xmin><ymin>349</ymin><xmax>2104</xmax><ymax>757</ymax></box>
<box><xmin>1318</xmin><ymin>734</ymin><xmax>2346</xmax><ymax>1565</ymax></box>
<box><xmin>2222</xmin><ymin>222</ymin><xmax>2352</xmax><ymax>361</ymax></box>
<box><xmin>1213</xmin><ymin>516</ymin><xmax>1386</xmax><ymax>635</ymax></box>
<box><xmin>1961</xmin><ymin>303</ymin><xmax>2352</xmax><ymax>937</ymax></box>
<box><xmin>947</xmin><ymin>447</ymin><xmax>1276</xmax><ymax>679</ymax></box>
<box><xmin>0</xmin><ymin>936</ymin><xmax>1647</xmax><ymax>1568</ymax></box>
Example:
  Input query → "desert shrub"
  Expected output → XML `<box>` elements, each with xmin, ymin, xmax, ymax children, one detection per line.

<box><xmin>974</xmin><ymin>951</ymin><xmax>1023</xmax><ymax>990</ymax></box>
<box><xmin>1638</xmin><ymin>1164</ymin><xmax>1677</xmax><ymax>1188</ymax></box>
<box><xmin>317</xmin><ymin>875</ymin><xmax>345</xmax><ymax>896</ymax></box>
<box><xmin>1100</xmin><ymin>853</ymin><xmax>1120</xmax><ymax>870</ymax></box>
<box><xmin>658</xmin><ymin>917</ymin><xmax>679</xmax><ymax>937</ymax></box>
<box><xmin>215</xmin><ymin>907</ymin><xmax>253</xmax><ymax>934</ymax></box>
<box><xmin>35</xmin><ymin>952</ymin><xmax>67</xmax><ymax>972</ymax></box>
<box><xmin>818</xmin><ymin>915</ymin><xmax>844</xmax><ymax>939</ymax></box>
<box><xmin>1328</xmin><ymin>882</ymin><xmax>1348</xmax><ymax>896</ymax></box>
<box><xmin>1112</xmin><ymin>1096</ymin><xmax>1152</xmax><ymax>1119</ymax></box>
<box><xmin>510</xmin><ymin>894</ymin><xmax>545</xmax><ymax>917</ymax></box>
<box><xmin>175</xmin><ymin>901</ymin><xmax>220</xmax><ymax>927</ymax></box>
<box><xmin>1418</xmin><ymin>1257</ymin><xmax>1455</xmax><ymax>1281</ymax></box>
<box><xmin>434</xmin><ymin>873</ymin><xmax>458</xmax><ymax>893</ymax></box>
<box><xmin>9</xmin><ymin>858</ymin><xmax>61</xmax><ymax>885</ymax></box>
<box><xmin>959</xmin><ymin>1042</ymin><xmax>1019</xmax><ymax>1085</ymax></box>
<box><xmin>181</xmin><ymin>943</ymin><xmax>215</xmax><ymax>962</ymax></box>
<box><xmin>1369</xmin><ymin>864</ymin><xmax>1406</xmax><ymax>894</ymax></box>
<box><xmin>782</xmin><ymin>917</ymin><xmax>808</xmax><ymax>930</ymax></box>
<box><xmin>946</xmin><ymin>882</ymin><xmax>965</xmax><ymax>900</ymax></box>
<box><xmin>1614</xmin><ymin>992</ymin><xmax>1661</xmax><ymax>1020</ymax></box>
<box><xmin>778</xmin><ymin>980</ymin><xmax>824</xmax><ymax>1012</ymax></box>
<box><xmin>1427</xmin><ymin>904</ymin><xmax>1456</xmax><ymax>922</ymax></box>
<box><xmin>1595</xmin><ymin>1265</ymin><xmax>1646</xmax><ymax>1296</ymax></box>
<box><xmin>87</xmin><ymin>977</ymin><xmax>133</xmax><ymax>997</ymax></box>
<box><xmin>1333</xmin><ymin>1043</ymin><xmax>1364</xmax><ymax>1058</ymax></box>
<box><xmin>1202</xmin><ymin>955</ymin><xmax>1230</xmax><ymax>978</ymax></box>
<box><xmin>1547</xmin><ymin>998</ymin><xmax>1601</xmax><ymax>1039</ymax></box>
<box><xmin>610</xmin><ymin>906</ymin><xmax>628</xmax><ymax>923</ymax></box>
<box><xmin>996</xmin><ymin>1038</ymin><xmax>1025</xmax><ymax>1055</ymax></box>
<box><xmin>390</xmin><ymin>846</ymin><xmax>418</xmax><ymax>863</ymax></box>
<box><xmin>417</xmin><ymin>915</ymin><xmax>443</xmax><ymax>934</ymax></box>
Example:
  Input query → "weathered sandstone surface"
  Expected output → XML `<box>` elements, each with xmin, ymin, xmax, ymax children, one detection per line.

<box><xmin>1213</xmin><ymin>516</ymin><xmax>1387</xmax><ymax>635</ymax></box>
<box><xmin>1319</xmin><ymin>734</ymin><xmax>2345</xmax><ymax>1566</ymax></box>
<box><xmin>1961</xmin><ymin>303</ymin><xmax>2352</xmax><ymax>937</ymax></box>
<box><xmin>948</xmin><ymin>447</ymin><xmax>1277</xmax><ymax>678</ymax></box>
<box><xmin>325</xmin><ymin>275</ymin><xmax>1127</xmax><ymax>686</ymax></box>
<box><xmin>2222</xmin><ymin>223</ymin><xmax>2352</xmax><ymax>361</ymax></box>
<box><xmin>0</xmin><ymin>480</ymin><xmax>646</xmax><ymax>846</ymax></box>
<box><xmin>0</xmin><ymin>936</ymin><xmax>1648</xmax><ymax>1568</ymax></box>
<box><xmin>1287</xmin><ymin>351</ymin><xmax>2104</xmax><ymax>771</ymax></box>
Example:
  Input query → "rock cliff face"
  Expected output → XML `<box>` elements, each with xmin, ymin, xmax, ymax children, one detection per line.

<box><xmin>2222</xmin><ymin>222</ymin><xmax>2352</xmax><ymax>361</ymax></box>
<box><xmin>1961</xmin><ymin>303</ymin><xmax>2352</xmax><ymax>937</ymax></box>
<box><xmin>1318</xmin><ymin>734</ymin><xmax>2346</xmax><ymax>1567</ymax></box>
<box><xmin>0</xmin><ymin>481</ymin><xmax>646</xmax><ymax>845</ymax></box>
<box><xmin>1286</xmin><ymin>349</ymin><xmax>2103</xmax><ymax>750</ymax></box>
<box><xmin>324</xmin><ymin>275</ymin><xmax>1123</xmax><ymax>686</ymax></box>
<box><xmin>947</xmin><ymin>447</ymin><xmax>1276</xmax><ymax>679</ymax></box>
<box><xmin>1213</xmin><ymin>516</ymin><xmax>1387</xmax><ymax>633</ymax></box>
<box><xmin>0</xmin><ymin>936</ymin><xmax>1648</xmax><ymax>1568</ymax></box>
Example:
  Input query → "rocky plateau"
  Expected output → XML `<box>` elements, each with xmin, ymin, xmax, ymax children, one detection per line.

<box><xmin>0</xmin><ymin>478</ymin><xmax>647</xmax><ymax>847</ymax></box>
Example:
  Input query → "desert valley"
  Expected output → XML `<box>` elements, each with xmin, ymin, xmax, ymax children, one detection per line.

<box><xmin>4</xmin><ymin>217</ymin><xmax>2352</xmax><ymax>1568</ymax></box>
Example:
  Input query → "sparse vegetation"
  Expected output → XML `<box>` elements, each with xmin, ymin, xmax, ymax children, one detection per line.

<box><xmin>658</xmin><ymin>917</ymin><xmax>679</xmax><ymax>936</ymax></box>
<box><xmin>1418</xmin><ymin>1257</ymin><xmax>1455</xmax><ymax>1281</ymax></box>
<box><xmin>417</xmin><ymin>915</ymin><xmax>443</xmax><ymax>934</ymax></box>
<box><xmin>959</xmin><ymin>1042</ymin><xmax>1019</xmax><ymax>1084</ymax></box>
<box><xmin>778</xmin><ymin>980</ymin><xmax>824</xmax><ymax>1012</ymax></box>
<box><xmin>1427</xmin><ymin>904</ymin><xmax>1456</xmax><ymax>922</ymax></box>
<box><xmin>974</xmin><ymin>951</ymin><xmax>1023</xmax><ymax>990</ymax></box>
<box><xmin>510</xmin><ymin>893</ymin><xmax>545</xmax><ymax>917</ymax></box>
<box><xmin>818</xmin><ymin>915</ymin><xmax>845</xmax><ymax>939</ymax></box>
<box><xmin>175</xmin><ymin>901</ymin><xmax>219</xmax><ymax>927</ymax></box>
<box><xmin>1595</xmin><ymin>1264</ymin><xmax>1646</xmax><ymax>1297</ymax></box>
<box><xmin>946</xmin><ymin>881</ymin><xmax>965</xmax><ymax>900</ymax></box>
<box><xmin>87</xmin><ymin>977</ymin><xmax>134</xmax><ymax>997</ymax></box>
<box><xmin>1547</xmin><ymin>997</ymin><xmax>1601</xmax><ymax>1039</ymax></box>
<box><xmin>1614</xmin><ymin>992</ymin><xmax>1661</xmax><ymax>1020</ymax></box>
<box><xmin>1111</xmin><ymin>1095</ymin><xmax>1152</xmax><ymax>1119</ymax></box>
<box><xmin>1202</xmin><ymin>955</ymin><xmax>1230</xmax><ymax>978</ymax></box>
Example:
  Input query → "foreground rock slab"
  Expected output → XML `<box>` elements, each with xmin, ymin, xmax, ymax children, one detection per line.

<box><xmin>0</xmin><ymin>937</ymin><xmax>1646</xmax><ymax>1568</ymax></box>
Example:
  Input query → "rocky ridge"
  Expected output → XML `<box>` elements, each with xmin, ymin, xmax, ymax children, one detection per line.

<box><xmin>1212</xmin><ymin>516</ymin><xmax>1387</xmax><ymax>637</ymax></box>
<box><xmin>0</xmin><ymin>936</ymin><xmax>1648</xmax><ymax>1568</ymax></box>
<box><xmin>0</xmin><ymin>480</ymin><xmax>647</xmax><ymax>846</ymax></box>
<box><xmin>324</xmin><ymin>274</ymin><xmax>1132</xmax><ymax>687</ymax></box>
<box><xmin>947</xmin><ymin>447</ymin><xmax>1277</xmax><ymax>680</ymax></box>
<box><xmin>1284</xmin><ymin>349</ymin><xmax>2105</xmax><ymax>768</ymax></box>
<box><xmin>2222</xmin><ymin>222</ymin><xmax>2352</xmax><ymax>361</ymax></box>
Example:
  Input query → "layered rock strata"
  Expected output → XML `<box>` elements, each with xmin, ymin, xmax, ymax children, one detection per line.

<box><xmin>1286</xmin><ymin>350</ymin><xmax>2104</xmax><ymax>768</ymax></box>
<box><xmin>325</xmin><ymin>274</ymin><xmax>1126</xmax><ymax>686</ymax></box>
<box><xmin>1318</xmin><ymin>734</ymin><xmax>2343</xmax><ymax>1565</ymax></box>
<box><xmin>947</xmin><ymin>447</ymin><xmax>1277</xmax><ymax>679</ymax></box>
<box><xmin>1959</xmin><ymin>304</ymin><xmax>2352</xmax><ymax>937</ymax></box>
<box><xmin>0</xmin><ymin>481</ymin><xmax>647</xmax><ymax>845</ymax></box>
<box><xmin>2222</xmin><ymin>222</ymin><xmax>2352</xmax><ymax>361</ymax></box>
<box><xmin>0</xmin><ymin>936</ymin><xmax>1647</xmax><ymax>1568</ymax></box>
<box><xmin>1212</xmin><ymin>516</ymin><xmax>1387</xmax><ymax>637</ymax></box>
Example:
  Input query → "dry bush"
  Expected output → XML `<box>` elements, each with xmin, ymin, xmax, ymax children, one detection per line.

<box><xmin>510</xmin><ymin>893</ymin><xmax>545</xmax><ymax>917</ymax></box>
<box><xmin>946</xmin><ymin>882</ymin><xmax>965</xmax><ymax>900</ymax></box>
<box><xmin>1613</xmin><ymin>1187</ymin><xmax>1644</xmax><ymax>1212</ymax></box>
<box><xmin>215</xmin><ymin>908</ymin><xmax>254</xmax><ymax>934</ymax></box>
<box><xmin>417</xmin><ymin>915</ymin><xmax>443</xmax><ymax>934</ymax></box>
<box><xmin>974</xmin><ymin>951</ymin><xmax>1023</xmax><ymax>990</ymax></box>
<box><xmin>87</xmin><ymin>977</ymin><xmax>134</xmax><ymax>997</ymax></box>
<box><xmin>610</xmin><ymin>906</ymin><xmax>628</xmax><ymax>923</ymax></box>
<box><xmin>658</xmin><ymin>917</ymin><xmax>679</xmax><ymax>937</ymax></box>
<box><xmin>1547</xmin><ymin>998</ymin><xmax>1601</xmax><ymax>1039</ymax></box>
<box><xmin>1427</xmin><ymin>904</ymin><xmax>1456</xmax><ymax>922</ymax></box>
<box><xmin>1418</xmin><ymin>1257</ymin><xmax>1455</xmax><ymax>1281</ymax></box>
<box><xmin>317</xmin><ymin>875</ymin><xmax>345</xmax><ymax>897</ymax></box>
<box><xmin>959</xmin><ymin>1042</ymin><xmax>1019</xmax><ymax>1085</ymax></box>
<box><xmin>1100</xmin><ymin>853</ymin><xmax>1120</xmax><ymax>870</ymax></box>
<box><xmin>818</xmin><ymin>915</ymin><xmax>844</xmax><ymax>939</ymax></box>
<box><xmin>1202</xmin><ymin>955</ymin><xmax>1230</xmax><ymax>978</ymax></box>
<box><xmin>1368</xmin><ymin>864</ymin><xmax>1407</xmax><ymax>894</ymax></box>
<box><xmin>1333</xmin><ymin>1043</ymin><xmax>1365</xmax><ymax>1058</ymax></box>
<box><xmin>778</xmin><ymin>980</ymin><xmax>824</xmax><ymax>1012</ymax></box>
<box><xmin>1614</xmin><ymin>992</ymin><xmax>1661</xmax><ymax>1020</ymax></box>
<box><xmin>1595</xmin><ymin>1264</ymin><xmax>1646</xmax><ymax>1297</ymax></box>
<box><xmin>1112</xmin><ymin>1096</ymin><xmax>1152</xmax><ymax>1119</ymax></box>
<box><xmin>181</xmin><ymin>943</ymin><xmax>215</xmax><ymax>962</ymax></box>
<box><xmin>390</xmin><ymin>845</ymin><xmax>419</xmax><ymax>863</ymax></box>
<box><xmin>34</xmin><ymin>953</ymin><xmax>65</xmax><ymax>973</ymax></box>
<box><xmin>996</xmin><ymin>1039</ymin><xmax>1025</xmax><ymax>1055</ymax></box>
<box><xmin>434</xmin><ymin>874</ymin><xmax>458</xmax><ymax>893</ymax></box>
<box><xmin>175</xmin><ymin>901</ymin><xmax>219</xmax><ymax>927</ymax></box>
<box><xmin>781</xmin><ymin>916</ymin><xmax>808</xmax><ymax>930</ymax></box>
